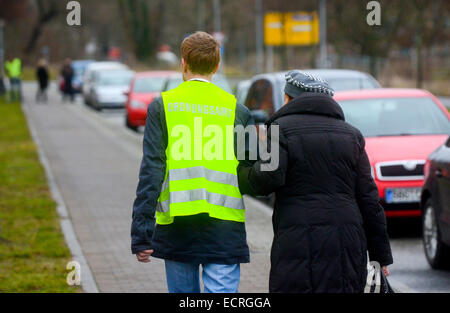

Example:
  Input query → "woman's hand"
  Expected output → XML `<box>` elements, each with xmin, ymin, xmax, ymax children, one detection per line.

<box><xmin>382</xmin><ymin>266</ymin><xmax>390</xmax><ymax>277</ymax></box>
<box><xmin>136</xmin><ymin>249</ymin><xmax>154</xmax><ymax>263</ymax></box>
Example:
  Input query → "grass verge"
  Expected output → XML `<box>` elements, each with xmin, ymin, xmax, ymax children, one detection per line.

<box><xmin>0</xmin><ymin>99</ymin><xmax>80</xmax><ymax>292</ymax></box>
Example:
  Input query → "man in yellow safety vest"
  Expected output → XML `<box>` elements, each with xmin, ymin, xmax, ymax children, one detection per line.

<box><xmin>4</xmin><ymin>57</ymin><xmax>22</xmax><ymax>102</ymax></box>
<box><xmin>131</xmin><ymin>31</ymin><xmax>254</xmax><ymax>293</ymax></box>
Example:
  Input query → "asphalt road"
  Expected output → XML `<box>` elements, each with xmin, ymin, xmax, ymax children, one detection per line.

<box><xmin>22</xmin><ymin>82</ymin><xmax>450</xmax><ymax>292</ymax></box>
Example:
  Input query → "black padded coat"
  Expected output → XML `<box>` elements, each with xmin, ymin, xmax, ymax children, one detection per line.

<box><xmin>238</xmin><ymin>92</ymin><xmax>393</xmax><ymax>293</ymax></box>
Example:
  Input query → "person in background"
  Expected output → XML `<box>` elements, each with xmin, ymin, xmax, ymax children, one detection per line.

<box><xmin>4</xmin><ymin>57</ymin><xmax>22</xmax><ymax>102</ymax></box>
<box><xmin>156</xmin><ymin>44</ymin><xmax>178</xmax><ymax>67</ymax></box>
<box><xmin>60</xmin><ymin>58</ymin><xmax>74</xmax><ymax>102</ymax></box>
<box><xmin>36</xmin><ymin>59</ymin><xmax>49</xmax><ymax>103</ymax></box>
<box><xmin>238</xmin><ymin>70</ymin><xmax>393</xmax><ymax>293</ymax></box>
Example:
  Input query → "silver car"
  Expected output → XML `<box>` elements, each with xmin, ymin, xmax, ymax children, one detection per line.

<box><xmin>82</xmin><ymin>61</ymin><xmax>129</xmax><ymax>105</ymax></box>
<box><xmin>90</xmin><ymin>69</ymin><xmax>134</xmax><ymax>110</ymax></box>
<box><xmin>243</xmin><ymin>69</ymin><xmax>381</xmax><ymax>123</ymax></box>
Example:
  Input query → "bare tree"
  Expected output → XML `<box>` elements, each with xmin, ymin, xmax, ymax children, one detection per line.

<box><xmin>328</xmin><ymin>0</ymin><xmax>407</xmax><ymax>78</ymax></box>
<box><xmin>118</xmin><ymin>0</ymin><xmax>153</xmax><ymax>61</ymax></box>
<box><xmin>0</xmin><ymin>0</ymin><xmax>28</xmax><ymax>20</ymax></box>
<box><xmin>24</xmin><ymin>0</ymin><xmax>62</xmax><ymax>54</ymax></box>
<box><xmin>0</xmin><ymin>0</ymin><xmax>28</xmax><ymax>94</ymax></box>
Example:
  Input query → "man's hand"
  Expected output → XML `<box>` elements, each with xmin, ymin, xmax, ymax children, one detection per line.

<box><xmin>136</xmin><ymin>249</ymin><xmax>154</xmax><ymax>263</ymax></box>
<box><xmin>382</xmin><ymin>266</ymin><xmax>390</xmax><ymax>277</ymax></box>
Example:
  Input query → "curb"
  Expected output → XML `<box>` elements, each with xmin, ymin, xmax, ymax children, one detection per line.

<box><xmin>22</xmin><ymin>103</ymin><xmax>99</xmax><ymax>293</ymax></box>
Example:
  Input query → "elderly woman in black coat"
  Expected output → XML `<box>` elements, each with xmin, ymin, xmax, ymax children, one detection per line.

<box><xmin>238</xmin><ymin>70</ymin><xmax>393</xmax><ymax>293</ymax></box>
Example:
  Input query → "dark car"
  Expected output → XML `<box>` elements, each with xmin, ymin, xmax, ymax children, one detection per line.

<box><xmin>421</xmin><ymin>136</ymin><xmax>450</xmax><ymax>269</ymax></box>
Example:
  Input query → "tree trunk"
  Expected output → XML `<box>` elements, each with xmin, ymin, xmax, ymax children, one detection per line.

<box><xmin>416</xmin><ymin>11</ymin><xmax>424</xmax><ymax>88</ymax></box>
<box><xmin>118</xmin><ymin>0</ymin><xmax>153</xmax><ymax>61</ymax></box>
<box><xmin>23</xmin><ymin>0</ymin><xmax>58</xmax><ymax>54</ymax></box>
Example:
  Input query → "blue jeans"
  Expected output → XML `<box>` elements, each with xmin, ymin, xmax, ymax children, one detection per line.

<box><xmin>164</xmin><ymin>260</ymin><xmax>240</xmax><ymax>293</ymax></box>
<box><xmin>9</xmin><ymin>78</ymin><xmax>21</xmax><ymax>102</ymax></box>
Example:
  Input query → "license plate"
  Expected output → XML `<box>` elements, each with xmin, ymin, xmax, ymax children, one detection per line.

<box><xmin>385</xmin><ymin>188</ymin><xmax>421</xmax><ymax>203</ymax></box>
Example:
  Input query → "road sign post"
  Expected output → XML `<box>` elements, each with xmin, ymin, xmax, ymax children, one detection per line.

<box><xmin>264</xmin><ymin>11</ymin><xmax>319</xmax><ymax>71</ymax></box>
<box><xmin>255</xmin><ymin>0</ymin><xmax>264</xmax><ymax>74</ymax></box>
<box><xmin>319</xmin><ymin>0</ymin><xmax>328</xmax><ymax>68</ymax></box>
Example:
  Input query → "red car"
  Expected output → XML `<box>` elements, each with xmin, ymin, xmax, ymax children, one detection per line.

<box><xmin>334</xmin><ymin>89</ymin><xmax>450</xmax><ymax>218</ymax></box>
<box><xmin>125</xmin><ymin>71</ymin><xmax>178</xmax><ymax>130</ymax></box>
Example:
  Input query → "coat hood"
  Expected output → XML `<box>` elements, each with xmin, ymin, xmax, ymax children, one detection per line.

<box><xmin>267</xmin><ymin>92</ymin><xmax>345</xmax><ymax>124</ymax></box>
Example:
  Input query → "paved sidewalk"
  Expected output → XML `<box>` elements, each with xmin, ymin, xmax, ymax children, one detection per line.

<box><xmin>22</xmin><ymin>84</ymin><xmax>271</xmax><ymax>293</ymax></box>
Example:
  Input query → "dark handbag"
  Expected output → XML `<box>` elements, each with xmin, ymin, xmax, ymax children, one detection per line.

<box><xmin>365</xmin><ymin>262</ymin><xmax>395</xmax><ymax>293</ymax></box>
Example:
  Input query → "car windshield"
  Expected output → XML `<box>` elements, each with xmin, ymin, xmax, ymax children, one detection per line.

<box><xmin>98</xmin><ymin>72</ymin><xmax>133</xmax><ymax>86</ymax></box>
<box><xmin>338</xmin><ymin>97</ymin><xmax>450</xmax><ymax>137</ymax></box>
<box><xmin>166</xmin><ymin>75</ymin><xmax>232</xmax><ymax>93</ymax></box>
<box><xmin>133</xmin><ymin>77</ymin><xmax>166</xmax><ymax>93</ymax></box>
<box><xmin>327</xmin><ymin>78</ymin><xmax>378</xmax><ymax>91</ymax></box>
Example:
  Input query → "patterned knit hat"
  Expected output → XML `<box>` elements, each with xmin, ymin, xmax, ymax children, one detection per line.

<box><xmin>284</xmin><ymin>70</ymin><xmax>334</xmax><ymax>98</ymax></box>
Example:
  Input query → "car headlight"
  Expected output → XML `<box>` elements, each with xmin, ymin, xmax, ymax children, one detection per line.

<box><xmin>130</xmin><ymin>100</ymin><xmax>146</xmax><ymax>108</ymax></box>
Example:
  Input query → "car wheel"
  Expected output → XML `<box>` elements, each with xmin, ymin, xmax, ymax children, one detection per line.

<box><xmin>125</xmin><ymin>114</ymin><xmax>138</xmax><ymax>131</ymax></box>
<box><xmin>422</xmin><ymin>198</ymin><xmax>450</xmax><ymax>269</ymax></box>
<box><xmin>92</xmin><ymin>98</ymin><xmax>102</xmax><ymax>111</ymax></box>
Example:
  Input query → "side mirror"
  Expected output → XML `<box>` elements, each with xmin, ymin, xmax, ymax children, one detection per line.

<box><xmin>123</xmin><ymin>90</ymin><xmax>130</xmax><ymax>96</ymax></box>
<box><xmin>251</xmin><ymin>109</ymin><xmax>269</xmax><ymax>124</ymax></box>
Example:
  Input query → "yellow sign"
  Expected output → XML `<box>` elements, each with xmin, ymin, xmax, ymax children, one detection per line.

<box><xmin>264</xmin><ymin>11</ymin><xmax>319</xmax><ymax>46</ymax></box>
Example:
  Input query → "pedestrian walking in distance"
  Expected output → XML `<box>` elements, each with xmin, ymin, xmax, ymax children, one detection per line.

<box><xmin>60</xmin><ymin>58</ymin><xmax>74</xmax><ymax>102</ymax></box>
<box><xmin>131</xmin><ymin>31</ymin><xmax>254</xmax><ymax>293</ymax></box>
<box><xmin>238</xmin><ymin>70</ymin><xmax>393</xmax><ymax>293</ymax></box>
<box><xmin>36</xmin><ymin>59</ymin><xmax>49</xmax><ymax>103</ymax></box>
<box><xmin>4</xmin><ymin>57</ymin><xmax>22</xmax><ymax>102</ymax></box>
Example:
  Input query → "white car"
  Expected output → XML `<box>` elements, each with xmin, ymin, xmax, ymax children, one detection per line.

<box><xmin>82</xmin><ymin>61</ymin><xmax>129</xmax><ymax>105</ymax></box>
<box><xmin>90</xmin><ymin>69</ymin><xmax>134</xmax><ymax>110</ymax></box>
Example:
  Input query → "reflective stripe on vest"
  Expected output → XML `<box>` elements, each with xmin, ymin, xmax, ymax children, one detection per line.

<box><xmin>156</xmin><ymin>80</ymin><xmax>245</xmax><ymax>225</ymax></box>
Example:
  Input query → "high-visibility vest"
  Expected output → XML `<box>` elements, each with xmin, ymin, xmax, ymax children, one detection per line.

<box><xmin>156</xmin><ymin>80</ymin><xmax>245</xmax><ymax>225</ymax></box>
<box><xmin>5</xmin><ymin>58</ymin><xmax>21</xmax><ymax>78</ymax></box>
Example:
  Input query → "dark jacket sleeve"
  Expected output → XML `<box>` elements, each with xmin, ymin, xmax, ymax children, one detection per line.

<box><xmin>131</xmin><ymin>97</ymin><xmax>167</xmax><ymax>254</ymax></box>
<box><xmin>234</xmin><ymin>103</ymin><xmax>256</xmax><ymax>168</ymax></box>
<box><xmin>355</xmin><ymin>135</ymin><xmax>393</xmax><ymax>266</ymax></box>
<box><xmin>238</xmin><ymin>121</ymin><xmax>289</xmax><ymax>196</ymax></box>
